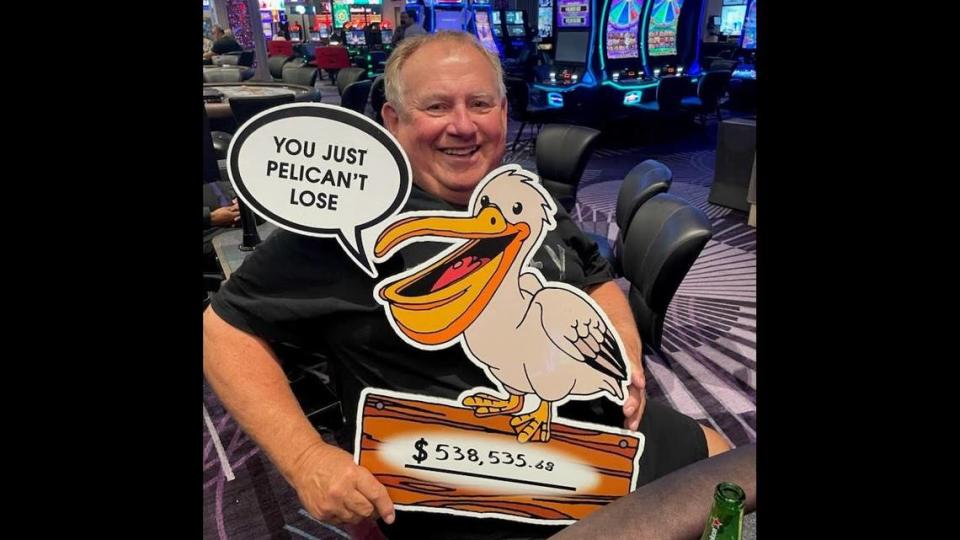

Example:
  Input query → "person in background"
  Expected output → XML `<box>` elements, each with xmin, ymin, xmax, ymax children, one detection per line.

<box><xmin>203</xmin><ymin>182</ymin><xmax>239</xmax><ymax>274</ymax></box>
<box><xmin>204</xmin><ymin>24</ymin><xmax>242</xmax><ymax>61</ymax></box>
<box><xmin>391</xmin><ymin>10</ymin><xmax>426</xmax><ymax>45</ymax></box>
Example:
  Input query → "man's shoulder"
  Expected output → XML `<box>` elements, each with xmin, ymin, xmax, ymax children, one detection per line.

<box><xmin>214</xmin><ymin>36</ymin><xmax>241</xmax><ymax>50</ymax></box>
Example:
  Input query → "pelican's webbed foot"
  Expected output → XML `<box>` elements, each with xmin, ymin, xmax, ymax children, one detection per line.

<box><xmin>510</xmin><ymin>401</ymin><xmax>552</xmax><ymax>443</ymax></box>
<box><xmin>462</xmin><ymin>392</ymin><xmax>524</xmax><ymax>418</ymax></box>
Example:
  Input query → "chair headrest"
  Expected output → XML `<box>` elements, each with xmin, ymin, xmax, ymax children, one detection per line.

<box><xmin>620</xmin><ymin>193</ymin><xmax>712</xmax><ymax>308</ymax></box>
<box><xmin>535</xmin><ymin>124</ymin><xmax>601</xmax><ymax>187</ymax></box>
<box><xmin>336</xmin><ymin>67</ymin><xmax>369</xmax><ymax>95</ymax></box>
<box><xmin>615</xmin><ymin>160</ymin><xmax>673</xmax><ymax>231</ymax></box>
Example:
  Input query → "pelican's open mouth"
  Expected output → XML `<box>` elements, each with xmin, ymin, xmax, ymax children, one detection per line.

<box><xmin>400</xmin><ymin>233</ymin><xmax>518</xmax><ymax>296</ymax></box>
<box><xmin>374</xmin><ymin>207</ymin><xmax>529</xmax><ymax>345</ymax></box>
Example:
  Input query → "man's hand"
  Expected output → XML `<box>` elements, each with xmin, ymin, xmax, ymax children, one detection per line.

<box><xmin>587</xmin><ymin>280</ymin><xmax>646</xmax><ymax>431</ymax></box>
<box><xmin>622</xmin><ymin>356</ymin><xmax>646</xmax><ymax>431</ymax></box>
<box><xmin>211</xmin><ymin>201</ymin><xmax>240</xmax><ymax>227</ymax></box>
<box><xmin>292</xmin><ymin>441</ymin><xmax>396</xmax><ymax>526</ymax></box>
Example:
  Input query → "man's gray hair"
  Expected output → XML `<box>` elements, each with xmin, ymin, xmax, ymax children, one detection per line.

<box><xmin>384</xmin><ymin>31</ymin><xmax>506</xmax><ymax>115</ymax></box>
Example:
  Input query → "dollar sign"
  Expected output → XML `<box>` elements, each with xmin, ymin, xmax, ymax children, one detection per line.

<box><xmin>412</xmin><ymin>438</ymin><xmax>429</xmax><ymax>464</ymax></box>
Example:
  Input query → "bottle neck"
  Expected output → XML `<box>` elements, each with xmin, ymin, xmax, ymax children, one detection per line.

<box><xmin>701</xmin><ymin>483</ymin><xmax>746</xmax><ymax>540</ymax></box>
<box><xmin>702</xmin><ymin>504</ymin><xmax>744</xmax><ymax>540</ymax></box>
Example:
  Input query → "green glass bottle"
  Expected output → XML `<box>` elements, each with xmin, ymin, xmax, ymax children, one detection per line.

<box><xmin>699</xmin><ymin>482</ymin><xmax>745</xmax><ymax>540</ymax></box>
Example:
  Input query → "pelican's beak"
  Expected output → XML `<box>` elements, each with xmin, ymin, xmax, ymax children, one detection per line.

<box><xmin>374</xmin><ymin>206</ymin><xmax>529</xmax><ymax>346</ymax></box>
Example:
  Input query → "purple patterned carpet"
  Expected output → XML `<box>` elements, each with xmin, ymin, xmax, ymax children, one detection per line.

<box><xmin>203</xmin><ymin>79</ymin><xmax>756</xmax><ymax>539</ymax></box>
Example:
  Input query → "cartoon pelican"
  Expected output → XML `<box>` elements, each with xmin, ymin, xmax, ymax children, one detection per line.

<box><xmin>374</xmin><ymin>166</ymin><xmax>628</xmax><ymax>443</ymax></box>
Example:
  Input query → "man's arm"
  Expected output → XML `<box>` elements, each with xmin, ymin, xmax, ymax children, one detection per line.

<box><xmin>588</xmin><ymin>280</ymin><xmax>646</xmax><ymax>430</ymax></box>
<box><xmin>203</xmin><ymin>307</ymin><xmax>395</xmax><ymax>525</ymax></box>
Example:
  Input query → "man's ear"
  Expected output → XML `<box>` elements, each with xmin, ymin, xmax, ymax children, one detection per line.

<box><xmin>499</xmin><ymin>96</ymin><xmax>508</xmax><ymax>141</ymax></box>
<box><xmin>382</xmin><ymin>102</ymin><xmax>400</xmax><ymax>135</ymax></box>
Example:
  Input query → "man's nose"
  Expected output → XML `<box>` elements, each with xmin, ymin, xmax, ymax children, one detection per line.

<box><xmin>447</xmin><ymin>105</ymin><xmax>478</xmax><ymax>137</ymax></box>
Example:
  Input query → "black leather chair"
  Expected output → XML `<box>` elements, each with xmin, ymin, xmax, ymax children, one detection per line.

<box><xmin>620</xmin><ymin>193</ymin><xmax>712</xmax><ymax>352</ymax></box>
<box><xmin>268</xmin><ymin>55</ymin><xmax>294</xmax><ymax>80</ymax></box>
<box><xmin>340</xmin><ymin>79</ymin><xmax>373</xmax><ymax>114</ymax></box>
<box><xmin>336</xmin><ymin>67</ymin><xmax>368</xmax><ymax>96</ymax></box>
<box><xmin>612</xmin><ymin>160</ymin><xmax>673</xmax><ymax>274</ymax></box>
<box><xmin>635</xmin><ymin>75</ymin><xmax>690</xmax><ymax>116</ymax></box>
<box><xmin>229</xmin><ymin>93</ymin><xmax>296</xmax><ymax>128</ymax></box>
<box><xmin>218</xmin><ymin>52</ymin><xmax>241</xmax><ymax>65</ymax></box>
<box><xmin>505</xmin><ymin>76</ymin><xmax>561</xmax><ymax>151</ymax></box>
<box><xmin>203</xmin><ymin>68</ymin><xmax>242</xmax><ymax>83</ymax></box>
<box><xmin>710</xmin><ymin>59</ymin><xmax>738</xmax><ymax>72</ymax></box>
<box><xmin>237</xmin><ymin>50</ymin><xmax>255</xmax><ymax>67</ymax></box>
<box><xmin>535</xmin><ymin>124</ymin><xmax>601</xmax><ymax>213</ymax></box>
<box><xmin>210</xmin><ymin>130</ymin><xmax>233</xmax><ymax>160</ymax></box>
<box><xmin>282</xmin><ymin>64</ymin><xmax>319</xmax><ymax>87</ymax></box>
<box><xmin>681</xmin><ymin>70</ymin><xmax>732</xmax><ymax>125</ymax></box>
<box><xmin>369</xmin><ymin>75</ymin><xmax>386</xmax><ymax>125</ymax></box>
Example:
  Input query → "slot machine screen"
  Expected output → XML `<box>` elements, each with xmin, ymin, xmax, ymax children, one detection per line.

<box><xmin>606</xmin><ymin>0</ymin><xmax>645</xmax><ymax>60</ymax></box>
<box><xmin>505</xmin><ymin>11</ymin><xmax>524</xmax><ymax>24</ymax></box>
<box><xmin>647</xmin><ymin>0</ymin><xmax>684</xmax><ymax>56</ymax></box>
<box><xmin>435</xmin><ymin>10</ymin><xmax>463</xmax><ymax>31</ymax></box>
<box><xmin>380</xmin><ymin>29</ymin><xmax>393</xmax><ymax>42</ymax></box>
<box><xmin>538</xmin><ymin>0</ymin><xmax>554</xmax><ymax>39</ymax></box>
<box><xmin>720</xmin><ymin>5</ymin><xmax>746</xmax><ymax>35</ymax></box>
<box><xmin>740</xmin><ymin>0</ymin><xmax>757</xmax><ymax>49</ymax></box>
<box><xmin>474</xmin><ymin>11</ymin><xmax>499</xmax><ymax>53</ymax></box>
<box><xmin>347</xmin><ymin>30</ymin><xmax>366</xmax><ymax>46</ymax></box>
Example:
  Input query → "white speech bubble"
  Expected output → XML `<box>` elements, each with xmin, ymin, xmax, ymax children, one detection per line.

<box><xmin>227</xmin><ymin>103</ymin><xmax>411</xmax><ymax>277</ymax></box>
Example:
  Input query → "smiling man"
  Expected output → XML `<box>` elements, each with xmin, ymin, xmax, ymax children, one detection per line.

<box><xmin>381</xmin><ymin>35</ymin><xmax>508</xmax><ymax>205</ymax></box>
<box><xmin>204</xmin><ymin>32</ymin><xmax>729</xmax><ymax>540</ymax></box>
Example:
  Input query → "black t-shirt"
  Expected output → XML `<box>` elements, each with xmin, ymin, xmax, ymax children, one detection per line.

<box><xmin>211</xmin><ymin>35</ymin><xmax>243</xmax><ymax>55</ymax></box>
<box><xmin>212</xmin><ymin>186</ymin><xmax>614</xmax><ymax>437</ymax></box>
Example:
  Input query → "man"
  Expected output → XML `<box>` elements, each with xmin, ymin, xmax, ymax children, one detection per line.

<box><xmin>203</xmin><ymin>24</ymin><xmax>242</xmax><ymax>61</ymax></box>
<box><xmin>392</xmin><ymin>10</ymin><xmax>426</xmax><ymax>45</ymax></box>
<box><xmin>202</xmin><ymin>182</ymin><xmax>239</xmax><ymax>274</ymax></box>
<box><xmin>204</xmin><ymin>32</ymin><xmax>730</xmax><ymax>539</ymax></box>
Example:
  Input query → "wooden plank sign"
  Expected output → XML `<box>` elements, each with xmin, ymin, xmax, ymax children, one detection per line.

<box><xmin>354</xmin><ymin>388</ymin><xmax>644</xmax><ymax>525</ymax></box>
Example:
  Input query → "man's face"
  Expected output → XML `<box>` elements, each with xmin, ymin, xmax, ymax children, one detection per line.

<box><xmin>400</xmin><ymin>13</ymin><xmax>411</xmax><ymax>27</ymax></box>
<box><xmin>212</xmin><ymin>27</ymin><xmax>223</xmax><ymax>39</ymax></box>
<box><xmin>383</xmin><ymin>42</ymin><xmax>507</xmax><ymax>206</ymax></box>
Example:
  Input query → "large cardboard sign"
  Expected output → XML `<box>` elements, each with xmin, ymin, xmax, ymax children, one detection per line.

<box><xmin>363</xmin><ymin>166</ymin><xmax>642</xmax><ymax>524</ymax></box>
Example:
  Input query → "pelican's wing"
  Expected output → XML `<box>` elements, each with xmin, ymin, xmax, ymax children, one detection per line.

<box><xmin>533</xmin><ymin>287</ymin><xmax>628</xmax><ymax>382</ymax></box>
<box><xmin>519</xmin><ymin>271</ymin><xmax>545</xmax><ymax>297</ymax></box>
